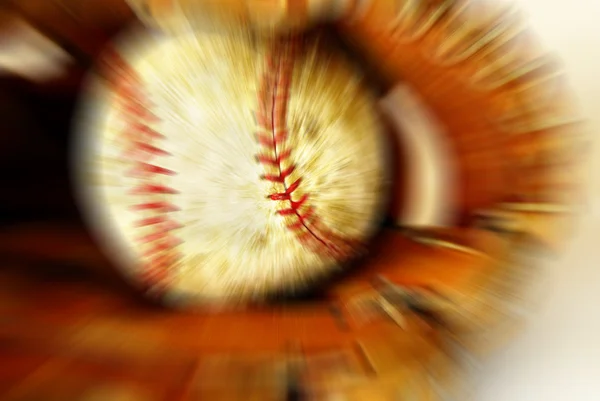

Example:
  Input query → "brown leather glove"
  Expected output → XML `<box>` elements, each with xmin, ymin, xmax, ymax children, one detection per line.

<box><xmin>125</xmin><ymin>0</ymin><xmax>348</xmax><ymax>32</ymax></box>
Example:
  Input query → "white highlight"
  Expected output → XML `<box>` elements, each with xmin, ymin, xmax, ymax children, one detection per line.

<box><xmin>0</xmin><ymin>17</ymin><xmax>73</xmax><ymax>82</ymax></box>
<box><xmin>381</xmin><ymin>84</ymin><xmax>458</xmax><ymax>227</ymax></box>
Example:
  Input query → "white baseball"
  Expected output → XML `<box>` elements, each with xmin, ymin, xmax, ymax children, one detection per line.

<box><xmin>76</xmin><ymin>27</ymin><xmax>390</xmax><ymax>305</ymax></box>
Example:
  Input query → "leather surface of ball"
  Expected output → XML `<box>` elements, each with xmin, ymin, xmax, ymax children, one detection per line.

<box><xmin>75</xmin><ymin>27</ymin><xmax>390</xmax><ymax>305</ymax></box>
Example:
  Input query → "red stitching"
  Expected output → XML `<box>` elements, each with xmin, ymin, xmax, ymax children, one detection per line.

<box><xmin>255</xmin><ymin>37</ymin><xmax>364</xmax><ymax>261</ymax></box>
<box><xmin>123</xmin><ymin>142</ymin><xmax>172</xmax><ymax>159</ymax></box>
<box><xmin>127</xmin><ymin>124</ymin><xmax>165</xmax><ymax>139</ymax></box>
<box><xmin>130</xmin><ymin>183</ymin><xmax>180</xmax><ymax>195</ymax></box>
<box><xmin>103</xmin><ymin>47</ymin><xmax>182</xmax><ymax>290</ymax></box>
<box><xmin>130</xmin><ymin>201</ymin><xmax>180</xmax><ymax>212</ymax></box>
<box><xmin>127</xmin><ymin>162</ymin><xmax>177</xmax><ymax>178</ymax></box>
<box><xmin>143</xmin><ymin>241</ymin><xmax>181</xmax><ymax>257</ymax></box>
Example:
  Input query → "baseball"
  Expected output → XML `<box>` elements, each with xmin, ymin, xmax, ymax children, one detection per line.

<box><xmin>76</xmin><ymin>27</ymin><xmax>390</xmax><ymax>305</ymax></box>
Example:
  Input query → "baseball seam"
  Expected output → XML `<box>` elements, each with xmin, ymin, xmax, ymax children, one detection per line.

<box><xmin>103</xmin><ymin>47</ymin><xmax>182</xmax><ymax>290</ymax></box>
<box><xmin>100</xmin><ymin>36</ymin><xmax>364</xmax><ymax>294</ymax></box>
<box><xmin>256</xmin><ymin>37</ymin><xmax>362</xmax><ymax>260</ymax></box>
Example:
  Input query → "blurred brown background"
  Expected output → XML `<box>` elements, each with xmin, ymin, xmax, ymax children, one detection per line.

<box><xmin>0</xmin><ymin>0</ymin><xmax>135</xmax><ymax>224</ymax></box>
<box><xmin>1</xmin><ymin>1</ymin><xmax>597</xmax><ymax>400</ymax></box>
